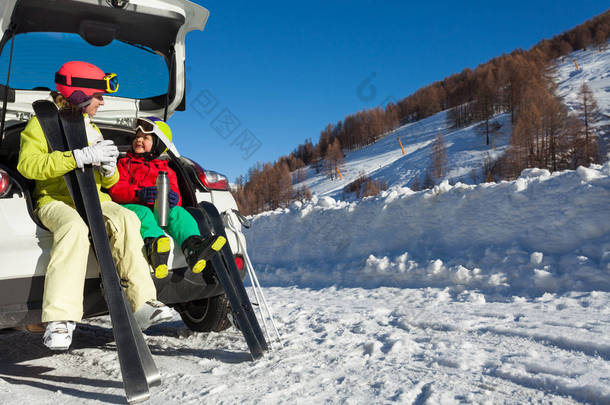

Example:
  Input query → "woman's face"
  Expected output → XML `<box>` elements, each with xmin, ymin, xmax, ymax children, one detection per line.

<box><xmin>133</xmin><ymin>131</ymin><xmax>154</xmax><ymax>154</ymax></box>
<box><xmin>84</xmin><ymin>94</ymin><xmax>104</xmax><ymax>117</ymax></box>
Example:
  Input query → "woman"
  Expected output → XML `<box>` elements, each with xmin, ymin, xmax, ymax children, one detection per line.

<box><xmin>17</xmin><ymin>61</ymin><xmax>172</xmax><ymax>350</ymax></box>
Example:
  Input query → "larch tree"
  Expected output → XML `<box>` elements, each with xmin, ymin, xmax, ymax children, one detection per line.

<box><xmin>325</xmin><ymin>138</ymin><xmax>344</xmax><ymax>179</ymax></box>
<box><xmin>577</xmin><ymin>83</ymin><xmax>601</xmax><ymax>165</ymax></box>
<box><xmin>431</xmin><ymin>132</ymin><xmax>449</xmax><ymax>179</ymax></box>
<box><xmin>474</xmin><ymin>66</ymin><xmax>498</xmax><ymax>145</ymax></box>
<box><xmin>422</xmin><ymin>169</ymin><xmax>435</xmax><ymax>189</ymax></box>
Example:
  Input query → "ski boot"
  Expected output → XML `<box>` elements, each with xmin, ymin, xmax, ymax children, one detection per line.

<box><xmin>181</xmin><ymin>234</ymin><xmax>227</xmax><ymax>275</ymax></box>
<box><xmin>134</xmin><ymin>299</ymin><xmax>174</xmax><ymax>331</ymax></box>
<box><xmin>43</xmin><ymin>321</ymin><xmax>76</xmax><ymax>350</ymax></box>
<box><xmin>144</xmin><ymin>236</ymin><xmax>171</xmax><ymax>279</ymax></box>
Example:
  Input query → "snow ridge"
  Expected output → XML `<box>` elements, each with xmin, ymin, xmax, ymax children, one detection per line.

<box><xmin>246</xmin><ymin>162</ymin><xmax>610</xmax><ymax>296</ymax></box>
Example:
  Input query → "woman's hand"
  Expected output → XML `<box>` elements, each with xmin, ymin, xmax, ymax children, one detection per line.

<box><xmin>73</xmin><ymin>140</ymin><xmax>119</xmax><ymax>168</ymax></box>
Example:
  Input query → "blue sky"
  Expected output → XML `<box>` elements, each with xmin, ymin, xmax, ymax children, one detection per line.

<box><xmin>170</xmin><ymin>0</ymin><xmax>607</xmax><ymax>181</ymax></box>
<box><xmin>2</xmin><ymin>1</ymin><xmax>607</xmax><ymax>181</ymax></box>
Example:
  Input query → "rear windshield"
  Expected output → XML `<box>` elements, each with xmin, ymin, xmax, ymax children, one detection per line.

<box><xmin>0</xmin><ymin>32</ymin><xmax>168</xmax><ymax>99</ymax></box>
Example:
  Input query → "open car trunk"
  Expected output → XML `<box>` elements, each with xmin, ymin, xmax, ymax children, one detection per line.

<box><xmin>0</xmin><ymin>0</ymin><xmax>209</xmax><ymax>125</ymax></box>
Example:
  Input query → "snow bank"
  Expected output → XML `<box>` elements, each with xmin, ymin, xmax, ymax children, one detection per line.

<box><xmin>245</xmin><ymin>163</ymin><xmax>610</xmax><ymax>296</ymax></box>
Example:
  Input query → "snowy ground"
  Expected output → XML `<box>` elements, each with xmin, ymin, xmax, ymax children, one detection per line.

<box><xmin>0</xmin><ymin>288</ymin><xmax>609</xmax><ymax>405</ymax></box>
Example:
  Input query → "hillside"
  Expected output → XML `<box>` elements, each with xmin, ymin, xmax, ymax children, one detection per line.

<box><xmin>293</xmin><ymin>43</ymin><xmax>610</xmax><ymax>199</ymax></box>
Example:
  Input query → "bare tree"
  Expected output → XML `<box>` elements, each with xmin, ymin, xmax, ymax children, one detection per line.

<box><xmin>577</xmin><ymin>83</ymin><xmax>601</xmax><ymax>165</ymax></box>
<box><xmin>325</xmin><ymin>138</ymin><xmax>344</xmax><ymax>179</ymax></box>
<box><xmin>431</xmin><ymin>132</ymin><xmax>449</xmax><ymax>179</ymax></box>
<box><xmin>422</xmin><ymin>169</ymin><xmax>435</xmax><ymax>189</ymax></box>
<box><xmin>474</xmin><ymin>66</ymin><xmax>498</xmax><ymax>145</ymax></box>
<box><xmin>410</xmin><ymin>176</ymin><xmax>421</xmax><ymax>191</ymax></box>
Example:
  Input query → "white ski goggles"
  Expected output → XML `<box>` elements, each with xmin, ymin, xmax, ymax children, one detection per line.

<box><xmin>134</xmin><ymin>118</ymin><xmax>180</xmax><ymax>157</ymax></box>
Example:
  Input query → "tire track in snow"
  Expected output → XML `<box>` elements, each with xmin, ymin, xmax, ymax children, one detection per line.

<box><xmin>489</xmin><ymin>366</ymin><xmax>610</xmax><ymax>405</ymax></box>
<box><xmin>391</xmin><ymin>299</ymin><xmax>608</xmax><ymax>404</ymax></box>
<box><xmin>477</xmin><ymin>326</ymin><xmax>610</xmax><ymax>361</ymax></box>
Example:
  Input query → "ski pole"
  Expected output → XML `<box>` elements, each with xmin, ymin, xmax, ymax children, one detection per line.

<box><xmin>226</xmin><ymin>213</ymin><xmax>282</xmax><ymax>346</ymax></box>
<box><xmin>232</xmin><ymin>214</ymin><xmax>282</xmax><ymax>344</ymax></box>
<box><xmin>244</xmin><ymin>258</ymin><xmax>274</xmax><ymax>348</ymax></box>
<box><xmin>230</xmin><ymin>215</ymin><xmax>278</xmax><ymax>347</ymax></box>
<box><xmin>243</xmin><ymin>246</ymin><xmax>283</xmax><ymax>345</ymax></box>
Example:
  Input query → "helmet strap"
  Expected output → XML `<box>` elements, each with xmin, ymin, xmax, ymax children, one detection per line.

<box><xmin>152</xmin><ymin>126</ymin><xmax>180</xmax><ymax>157</ymax></box>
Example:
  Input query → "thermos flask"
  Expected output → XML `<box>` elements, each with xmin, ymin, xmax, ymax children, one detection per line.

<box><xmin>154</xmin><ymin>171</ymin><xmax>169</xmax><ymax>227</ymax></box>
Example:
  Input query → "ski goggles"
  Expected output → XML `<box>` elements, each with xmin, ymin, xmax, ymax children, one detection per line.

<box><xmin>135</xmin><ymin>117</ymin><xmax>159</xmax><ymax>134</ymax></box>
<box><xmin>55</xmin><ymin>72</ymin><xmax>119</xmax><ymax>93</ymax></box>
<box><xmin>134</xmin><ymin>117</ymin><xmax>181</xmax><ymax>157</ymax></box>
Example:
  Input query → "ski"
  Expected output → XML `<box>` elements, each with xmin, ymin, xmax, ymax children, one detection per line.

<box><xmin>33</xmin><ymin>101</ymin><xmax>158</xmax><ymax>404</ymax></box>
<box><xmin>187</xmin><ymin>203</ymin><xmax>268</xmax><ymax>358</ymax></box>
<box><xmin>199</xmin><ymin>203</ymin><xmax>269</xmax><ymax>352</ymax></box>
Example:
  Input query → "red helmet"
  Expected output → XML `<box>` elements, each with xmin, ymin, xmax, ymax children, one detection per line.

<box><xmin>55</xmin><ymin>61</ymin><xmax>118</xmax><ymax>101</ymax></box>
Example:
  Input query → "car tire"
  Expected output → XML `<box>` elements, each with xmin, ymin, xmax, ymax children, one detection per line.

<box><xmin>178</xmin><ymin>294</ymin><xmax>232</xmax><ymax>332</ymax></box>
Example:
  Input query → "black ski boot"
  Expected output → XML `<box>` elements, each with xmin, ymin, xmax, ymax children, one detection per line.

<box><xmin>181</xmin><ymin>234</ymin><xmax>227</xmax><ymax>275</ymax></box>
<box><xmin>144</xmin><ymin>236</ymin><xmax>171</xmax><ymax>279</ymax></box>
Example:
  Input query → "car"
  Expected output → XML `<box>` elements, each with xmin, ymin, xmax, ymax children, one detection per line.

<box><xmin>0</xmin><ymin>0</ymin><xmax>250</xmax><ymax>334</ymax></box>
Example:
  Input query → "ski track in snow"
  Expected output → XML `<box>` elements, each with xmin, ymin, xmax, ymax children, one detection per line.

<box><xmin>1</xmin><ymin>288</ymin><xmax>609</xmax><ymax>404</ymax></box>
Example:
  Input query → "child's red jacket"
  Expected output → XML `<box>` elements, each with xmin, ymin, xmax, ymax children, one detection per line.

<box><xmin>109</xmin><ymin>151</ymin><xmax>182</xmax><ymax>207</ymax></box>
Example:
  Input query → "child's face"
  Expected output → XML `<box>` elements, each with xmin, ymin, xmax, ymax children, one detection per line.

<box><xmin>133</xmin><ymin>131</ymin><xmax>154</xmax><ymax>154</ymax></box>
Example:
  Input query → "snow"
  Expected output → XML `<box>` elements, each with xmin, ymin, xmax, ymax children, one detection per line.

<box><xmin>1</xmin><ymin>288</ymin><xmax>609</xmax><ymax>404</ymax></box>
<box><xmin>1</xmin><ymin>43</ymin><xmax>609</xmax><ymax>405</ymax></box>
<box><xmin>248</xmin><ymin>162</ymin><xmax>610</xmax><ymax>296</ymax></box>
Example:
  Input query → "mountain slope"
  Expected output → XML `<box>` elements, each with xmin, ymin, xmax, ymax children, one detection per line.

<box><xmin>295</xmin><ymin>43</ymin><xmax>610</xmax><ymax>199</ymax></box>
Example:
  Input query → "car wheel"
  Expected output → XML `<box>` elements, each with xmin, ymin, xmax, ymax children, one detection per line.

<box><xmin>178</xmin><ymin>294</ymin><xmax>232</xmax><ymax>332</ymax></box>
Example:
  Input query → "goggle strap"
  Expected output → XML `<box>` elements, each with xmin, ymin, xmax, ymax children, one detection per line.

<box><xmin>55</xmin><ymin>72</ymin><xmax>117</xmax><ymax>93</ymax></box>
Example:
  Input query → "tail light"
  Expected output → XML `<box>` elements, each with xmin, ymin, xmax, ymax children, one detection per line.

<box><xmin>235</xmin><ymin>255</ymin><xmax>245</xmax><ymax>271</ymax></box>
<box><xmin>188</xmin><ymin>159</ymin><xmax>229</xmax><ymax>191</ymax></box>
<box><xmin>0</xmin><ymin>169</ymin><xmax>12</xmax><ymax>198</ymax></box>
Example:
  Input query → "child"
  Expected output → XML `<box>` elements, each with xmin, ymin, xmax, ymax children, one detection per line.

<box><xmin>109</xmin><ymin>117</ymin><xmax>225</xmax><ymax>279</ymax></box>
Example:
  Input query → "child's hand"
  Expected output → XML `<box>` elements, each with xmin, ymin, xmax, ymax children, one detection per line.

<box><xmin>137</xmin><ymin>186</ymin><xmax>157</xmax><ymax>203</ymax></box>
<box><xmin>169</xmin><ymin>190</ymin><xmax>179</xmax><ymax>208</ymax></box>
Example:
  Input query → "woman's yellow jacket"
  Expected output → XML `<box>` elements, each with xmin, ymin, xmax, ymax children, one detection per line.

<box><xmin>17</xmin><ymin>115</ymin><xmax>119</xmax><ymax>208</ymax></box>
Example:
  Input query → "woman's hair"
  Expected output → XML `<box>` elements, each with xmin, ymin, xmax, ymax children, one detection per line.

<box><xmin>50</xmin><ymin>91</ymin><xmax>82</xmax><ymax>113</ymax></box>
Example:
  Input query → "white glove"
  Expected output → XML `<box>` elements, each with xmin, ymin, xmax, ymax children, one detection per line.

<box><xmin>101</xmin><ymin>159</ymin><xmax>117</xmax><ymax>177</ymax></box>
<box><xmin>73</xmin><ymin>140</ymin><xmax>119</xmax><ymax>168</ymax></box>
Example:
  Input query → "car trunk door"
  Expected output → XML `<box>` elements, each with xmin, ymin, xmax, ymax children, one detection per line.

<box><xmin>0</xmin><ymin>0</ymin><xmax>209</xmax><ymax>121</ymax></box>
